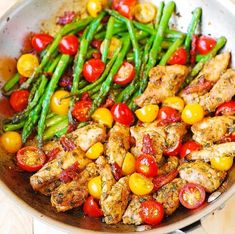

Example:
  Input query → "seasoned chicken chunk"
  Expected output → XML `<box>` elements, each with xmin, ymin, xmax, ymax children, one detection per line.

<box><xmin>192</xmin><ymin>116</ymin><xmax>235</xmax><ymax>145</ymax></box>
<box><xmin>38</xmin><ymin>181</ymin><xmax>62</xmax><ymax>196</ymax></box>
<box><xmin>135</xmin><ymin>65</ymin><xmax>189</xmax><ymax>107</ymax></box>
<box><xmin>158</xmin><ymin>156</ymin><xmax>179</xmax><ymax>176</ymax></box>
<box><xmin>153</xmin><ymin>178</ymin><xmax>186</xmax><ymax>216</ymax></box>
<box><xmin>106</xmin><ymin>123</ymin><xmax>130</xmax><ymax>167</ymax></box>
<box><xmin>179</xmin><ymin>161</ymin><xmax>227</xmax><ymax>193</ymax></box>
<box><xmin>51</xmin><ymin>162</ymin><xmax>98</xmax><ymax>212</ymax></box>
<box><xmin>122</xmin><ymin>195</ymin><xmax>152</xmax><ymax>225</ymax></box>
<box><xmin>187</xmin><ymin>142</ymin><xmax>235</xmax><ymax>161</ymax></box>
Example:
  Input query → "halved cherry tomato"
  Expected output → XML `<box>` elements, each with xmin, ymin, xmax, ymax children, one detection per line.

<box><xmin>58</xmin><ymin>35</ymin><xmax>79</xmax><ymax>55</ymax></box>
<box><xmin>136</xmin><ymin>154</ymin><xmax>158</xmax><ymax>177</ymax></box>
<box><xmin>100</xmin><ymin>37</ymin><xmax>122</xmax><ymax>59</ymax></box>
<box><xmin>83</xmin><ymin>196</ymin><xmax>103</xmax><ymax>217</ymax></box>
<box><xmin>82</xmin><ymin>58</ymin><xmax>105</xmax><ymax>83</ymax></box>
<box><xmin>196</xmin><ymin>35</ymin><xmax>216</xmax><ymax>55</ymax></box>
<box><xmin>31</xmin><ymin>33</ymin><xmax>54</xmax><ymax>53</ymax></box>
<box><xmin>86</xmin><ymin>142</ymin><xmax>104</xmax><ymax>160</ymax></box>
<box><xmin>163</xmin><ymin>96</ymin><xmax>185</xmax><ymax>112</ymax></box>
<box><xmin>215</xmin><ymin>101</ymin><xmax>235</xmax><ymax>116</ymax></box>
<box><xmin>112</xmin><ymin>0</ymin><xmax>137</xmax><ymax>19</ymax></box>
<box><xmin>179</xmin><ymin>183</ymin><xmax>206</xmax><ymax>209</ymax></box>
<box><xmin>92</xmin><ymin>107</ymin><xmax>113</xmax><ymax>128</ymax></box>
<box><xmin>157</xmin><ymin>106</ymin><xmax>181</xmax><ymax>126</ymax></box>
<box><xmin>164</xmin><ymin>139</ymin><xmax>182</xmax><ymax>156</ymax></box>
<box><xmin>210</xmin><ymin>156</ymin><xmax>233</xmax><ymax>171</ymax></box>
<box><xmin>181</xmin><ymin>103</ymin><xmax>204</xmax><ymax>125</ymax></box>
<box><xmin>139</xmin><ymin>200</ymin><xmax>164</xmax><ymax>225</ymax></box>
<box><xmin>10</xmin><ymin>90</ymin><xmax>30</xmax><ymax>112</ymax></box>
<box><xmin>72</xmin><ymin>100</ymin><xmax>92</xmax><ymax>122</ymax></box>
<box><xmin>180</xmin><ymin>140</ymin><xmax>202</xmax><ymax>159</ymax></box>
<box><xmin>16</xmin><ymin>146</ymin><xmax>47</xmax><ymax>172</ymax></box>
<box><xmin>134</xmin><ymin>3</ymin><xmax>156</xmax><ymax>23</ymax></box>
<box><xmin>135</xmin><ymin>104</ymin><xmax>159</xmax><ymax>123</ymax></box>
<box><xmin>111</xmin><ymin>103</ymin><xmax>134</xmax><ymax>126</ymax></box>
<box><xmin>88</xmin><ymin>176</ymin><xmax>102</xmax><ymax>199</ymax></box>
<box><xmin>113</xmin><ymin>61</ymin><xmax>135</xmax><ymax>85</ymax></box>
<box><xmin>122</xmin><ymin>152</ymin><xmax>136</xmax><ymax>175</ymax></box>
<box><xmin>1</xmin><ymin>131</ymin><xmax>22</xmax><ymax>153</ymax></box>
<box><xmin>167</xmin><ymin>47</ymin><xmax>187</xmax><ymax>65</ymax></box>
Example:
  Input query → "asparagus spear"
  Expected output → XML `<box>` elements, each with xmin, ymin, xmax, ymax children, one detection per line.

<box><xmin>2</xmin><ymin>73</ymin><xmax>20</xmax><ymax>93</ymax></box>
<box><xmin>156</xmin><ymin>1</ymin><xmax>165</xmax><ymax>26</ymax></box>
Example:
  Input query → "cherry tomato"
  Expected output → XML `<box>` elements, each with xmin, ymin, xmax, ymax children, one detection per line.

<box><xmin>72</xmin><ymin>100</ymin><xmax>92</xmax><ymax>122</ymax></box>
<box><xmin>31</xmin><ymin>33</ymin><xmax>53</xmax><ymax>52</ymax></box>
<box><xmin>181</xmin><ymin>103</ymin><xmax>204</xmax><ymax>125</ymax></box>
<box><xmin>164</xmin><ymin>139</ymin><xmax>182</xmax><ymax>156</ymax></box>
<box><xmin>139</xmin><ymin>200</ymin><xmax>164</xmax><ymax>225</ymax></box>
<box><xmin>134</xmin><ymin>3</ymin><xmax>156</xmax><ymax>23</ymax></box>
<box><xmin>58</xmin><ymin>35</ymin><xmax>79</xmax><ymax>55</ymax></box>
<box><xmin>210</xmin><ymin>156</ymin><xmax>233</xmax><ymax>171</ymax></box>
<box><xmin>180</xmin><ymin>141</ymin><xmax>202</xmax><ymax>159</ymax></box>
<box><xmin>100</xmin><ymin>37</ymin><xmax>122</xmax><ymax>59</ymax></box>
<box><xmin>122</xmin><ymin>152</ymin><xmax>136</xmax><ymax>175</ymax></box>
<box><xmin>167</xmin><ymin>47</ymin><xmax>187</xmax><ymax>65</ymax></box>
<box><xmin>17</xmin><ymin>54</ymin><xmax>39</xmax><ymax>77</ymax></box>
<box><xmin>179</xmin><ymin>183</ymin><xmax>206</xmax><ymax>209</ymax></box>
<box><xmin>88</xmin><ymin>176</ymin><xmax>102</xmax><ymax>199</ymax></box>
<box><xmin>1</xmin><ymin>131</ymin><xmax>22</xmax><ymax>153</ymax></box>
<box><xmin>83</xmin><ymin>196</ymin><xmax>103</xmax><ymax>217</ymax></box>
<box><xmin>91</xmin><ymin>39</ymin><xmax>102</xmax><ymax>50</ymax></box>
<box><xmin>10</xmin><ymin>90</ymin><xmax>30</xmax><ymax>112</ymax></box>
<box><xmin>86</xmin><ymin>142</ymin><xmax>104</xmax><ymax>160</ymax></box>
<box><xmin>16</xmin><ymin>146</ymin><xmax>47</xmax><ymax>172</ymax></box>
<box><xmin>113</xmin><ymin>0</ymin><xmax>137</xmax><ymax>19</ymax></box>
<box><xmin>215</xmin><ymin>101</ymin><xmax>235</xmax><ymax>116</ymax></box>
<box><xmin>135</xmin><ymin>104</ymin><xmax>159</xmax><ymax>123</ymax></box>
<box><xmin>111</xmin><ymin>103</ymin><xmax>134</xmax><ymax>126</ymax></box>
<box><xmin>163</xmin><ymin>96</ymin><xmax>185</xmax><ymax>112</ymax></box>
<box><xmin>196</xmin><ymin>35</ymin><xmax>216</xmax><ymax>55</ymax></box>
<box><xmin>220</xmin><ymin>134</ymin><xmax>235</xmax><ymax>143</ymax></box>
<box><xmin>87</xmin><ymin>0</ymin><xmax>106</xmax><ymax>17</ymax></box>
<box><xmin>92</xmin><ymin>107</ymin><xmax>114</xmax><ymax>128</ymax></box>
<box><xmin>82</xmin><ymin>58</ymin><xmax>105</xmax><ymax>83</ymax></box>
<box><xmin>136</xmin><ymin>154</ymin><xmax>158</xmax><ymax>177</ymax></box>
<box><xmin>157</xmin><ymin>106</ymin><xmax>181</xmax><ymax>126</ymax></box>
<box><xmin>113</xmin><ymin>61</ymin><xmax>135</xmax><ymax>85</ymax></box>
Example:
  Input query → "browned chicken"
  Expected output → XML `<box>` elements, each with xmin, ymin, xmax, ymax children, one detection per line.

<box><xmin>187</xmin><ymin>142</ymin><xmax>235</xmax><ymax>161</ymax></box>
<box><xmin>51</xmin><ymin>162</ymin><xmax>98</xmax><ymax>212</ymax></box>
<box><xmin>192</xmin><ymin>116</ymin><xmax>235</xmax><ymax>145</ymax></box>
<box><xmin>158</xmin><ymin>156</ymin><xmax>179</xmax><ymax>176</ymax></box>
<box><xmin>153</xmin><ymin>178</ymin><xmax>186</xmax><ymax>216</ymax></box>
<box><xmin>105</xmin><ymin>123</ymin><xmax>130</xmax><ymax>167</ymax></box>
<box><xmin>179</xmin><ymin>161</ymin><xmax>227</xmax><ymax>193</ymax></box>
<box><xmin>122</xmin><ymin>195</ymin><xmax>152</xmax><ymax>225</ymax></box>
<box><xmin>38</xmin><ymin>181</ymin><xmax>62</xmax><ymax>196</ymax></box>
<box><xmin>135</xmin><ymin>65</ymin><xmax>189</xmax><ymax>107</ymax></box>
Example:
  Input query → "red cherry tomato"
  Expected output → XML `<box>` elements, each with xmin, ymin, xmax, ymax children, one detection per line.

<box><xmin>180</xmin><ymin>140</ymin><xmax>202</xmax><ymax>158</ymax></box>
<box><xmin>164</xmin><ymin>139</ymin><xmax>182</xmax><ymax>156</ymax></box>
<box><xmin>83</xmin><ymin>196</ymin><xmax>103</xmax><ymax>218</ymax></box>
<box><xmin>157</xmin><ymin>106</ymin><xmax>181</xmax><ymax>126</ymax></box>
<box><xmin>215</xmin><ymin>101</ymin><xmax>235</xmax><ymax>116</ymax></box>
<box><xmin>16</xmin><ymin>146</ymin><xmax>47</xmax><ymax>172</ymax></box>
<box><xmin>179</xmin><ymin>183</ymin><xmax>206</xmax><ymax>209</ymax></box>
<box><xmin>9</xmin><ymin>90</ymin><xmax>30</xmax><ymax>112</ymax></box>
<box><xmin>111</xmin><ymin>103</ymin><xmax>134</xmax><ymax>126</ymax></box>
<box><xmin>136</xmin><ymin>154</ymin><xmax>158</xmax><ymax>177</ymax></box>
<box><xmin>139</xmin><ymin>200</ymin><xmax>164</xmax><ymax>225</ymax></box>
<box><xmin>112</xmin><ymin>0</ymin><xmax>137</xmax><ymax>19</ymax></box>
<box><xmin>91</xmin><ymin>39</ymin><xmax>102</xmax><ymax>50</ymax></box>
<box><xmin>113</xmin><ymin>61</ymin><xmax>135</xmax><ymax>85</ymax></box>
<box><xmin>58</xmin><ymin>35</ymin><xmax>79</xmax><ymax>55</ymax></box>
<box><xmin>167</xmin><ymin>47</ymin><xmax>187</xmax><ymax>65</ymax></box>
<box><xmin>82</xmin><ymin>59</ymin><xmax>105</xmax><ymax>83</ymax></box>
<box><xmin>92</xmin><ymin>51</ymin><xmax>102</xmax><ymax>59</ymax></box>
<box><xmin>31</xmin><ymin>33</ymin><xmax>54</xmax><ymax>53</ymax></box>
<box><xmin>196</xmin><ymin>35</ymin><xmax>216</xmax><ymax>55</ymax></box>
<box><xmin>72</xmin><ymin>100</ymin><xmax>92</xmax><ymax>122</ymax></box>
<box><xmin>220</xmin><ymin>134</ymin><xmax>235</xmax><ymax>143</ymax></box>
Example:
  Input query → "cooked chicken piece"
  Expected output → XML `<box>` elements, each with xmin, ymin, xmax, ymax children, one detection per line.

<box><xmin>187</xmin><ymin>142</ymin><xmax>235</xmax><ymax>161</ymax></box>
<box><xmin>192</xmin><ymin>116</ymin><xmax>235</xmax><ymax>145</ymax></box>
<box><xmin>68</xmin><ymin>123</ymin><xmax>106</xmax><ymax>151</ymax></box>
<box><xmin>106</xmin><ymin>123</ymin><xmax>130</xmax><ymax>167</ymax></box>
<box><xmin>135</xmin><ymin>65</ymin><xmax>189</xmax><ymax>107</ymax></box>
<box><xmin>180</xmin><ymin>52</ymin><xmax>230</xmax><ymax>105</ymax></box>
<box><xmin>51</xmin><ymin>162</ymin><xmax>98</xmax><ymax>212</ymax></box>
<box><xmin>179</xmin><ymin>161</ymin><xmax>227</xmax><ymax>193</ymax></box>
<box><xmin>30</xmin><ymin>147</ymin><xmax>91</xmax><ymax>193</ymax></box>
<box><xmin>122</xmin><ymin>195</ymin><xmax>152</xmax><ymax>225</ymax></box>
<box><xmin>199</xmin><ymin>69</ymin><xmax>235</xmax><ymax>113</ymax></box>
<box><xmin>38</xmin><ymin>180</ymin><xmax>62</xmax><ymax>196</ymax></box>
<box><xmin>158</xmin><ymin>156</ymin><xmax>179</xmax><ymax>176</ymax></box>
<box><xmin>153</xmin><ymin>178</ymin><xmax>186</xmax><ymax>216</ymax></box>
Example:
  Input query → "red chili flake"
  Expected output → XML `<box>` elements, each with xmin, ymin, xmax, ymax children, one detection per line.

<box><xmin>219</xmin><ymin>134</ymin><xmax>235</xmax><ymax>143</ymax></box>
<box><xmin>141</xmin><ymin>134</ymin><xmax>156</xmax><ymax>155</ymax></box>
<box><xmin>60</xmin><ymin>136</ymin><xmax>76</xmax><ymax>151</ymax></box>
<box><xmin>111</xmin><ymin>162</ymin><xmax>123</xmax><ymax>181</ymax></box>
<box><xmin>190</xmin><ymin>35</ymin><xmax>198</xmax><ymax>64</ymax></box>
<box><xmin>77</xmin><ymin>30</ymin><xmax>84</xmax><ymax>37</ymax></box>
<box><xmin>46</xmin><ymin>147</ymin><xmax>61</xmax><ymax>161</ymax></box>
<box><xmin>184</xmin><ymin>77</ymin><xmax>213</xmax><ymax>94</ymax></box>
<box><xmin>59</xmin><ymin>67</ymin><xmax>73</xmax><ymax>90</ymax></box>
<box><xmin>128</xmin><ymin>136</ymin><xmax>136</xmax><ymax>146</ymax></box>
<box><xmin>57</xmin><ymin>11</ymin><xmax>76</xmax><ymax>25</ymax></box>
<box><xmin>59</xmin><ymin>161</ymin><xmax>80</xmax><ymax>183</ymax></box>
<box><xmin>92</xmin><ymin>51</ymin><xmax>102</xmax><ymax>59</ymax></box>
<box><xmin>67</xmin><ymin>123</ymin><xmax>77</xmax><ymax>133</ymax></box>
<box><xmin>81</xmin><ymin>92</ymin><xmax>92</xmax><ymax>102</ymax></box>
<box><xmin>102</xmin><ymin>98</ymin><xmax>115</xmax><ymax>109</ymax></box>
<box><xmin>19</xmin><ymin>76</ymin><xmax>27</xmax><ymax>85</ymax></box>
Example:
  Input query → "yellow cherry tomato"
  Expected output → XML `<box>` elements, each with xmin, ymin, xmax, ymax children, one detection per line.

<box><xmin>129</xmin><ymin>173</ymin><xmax>154</xmax><ymax>196</ymax></box>
<box><xmin>17</xmin><ymin>54</ymin><xmax>39</xmax><ymax>77</ymax></box>
<box><xmin>50</xmin><ymin>90</ymin><xmax>70</xmax><ymax>116</ymax></box>
<box><xmin>86</xmin><ymin>142</ymin><xmax>104</xmax><ymax>159</ymax></box>
<box><xmin>163</xmin><ymin>96</ymin><xmax>185</xmax><ymax>112</ymax></box>
<box><xmin>135</xmin><ymin>104</ymin><xmax>159</xmax><ymax>123</ymax></box>
<box><xmin>134</xmin><ymin>3</ymin><xmax>157</xmax><ymax>24</ymax></box>
<box><xmin>122</xmin><ymin>152</ymin><xmax>136</xmax><ymax>175</ymax></box>
<box><xmin>1</xmin><ymin>131</ymin><xmax>22</xmax><ymax>153</ymax></box>
<box><xmin>181</xmin><ymin>103</ymin><xmax>204</xmax><ymax>125</ymax></box>
<box><xmin>100</xmin><ymin>37</ymin><xmax>122</xmax><ymax>59</ymax></box>
<box><xmin>211</xmin><ymin>157</ymin><xmax>233</xmax><ymax>171</ymax></box>
<box><xmin>88</xmin><ymin>176</ymin><xmax>102</xmax><ymax>199</ymax></box>
<box><xmin>87</xmin><ymin>0</ymin><xmax>103</xmax><ymax>17</ymax></box>
<box><xmin>92</xmin><ymin>107</ymin><xmax>113</xmax><ymax>128</ymax></box>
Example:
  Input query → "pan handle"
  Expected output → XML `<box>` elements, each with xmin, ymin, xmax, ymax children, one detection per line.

<box><xmin>169</xmin><ymin>220</ymin><xmax>202</xmax><ymax>234</ymax></box>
